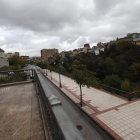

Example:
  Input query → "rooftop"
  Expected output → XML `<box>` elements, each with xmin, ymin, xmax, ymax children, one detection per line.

<box><xmin>0</xmin><ymin>83</ymin><xmax>45</xmax><ymax>140</ymax></box>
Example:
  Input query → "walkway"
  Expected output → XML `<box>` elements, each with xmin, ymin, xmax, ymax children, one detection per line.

<box><xmin>45</xmin><ymin>70</ymin><xmax>140</xmax><ymax>140</ymax></box>
<box><xmin>0</xmin><ymin>83</ymin><xmax>45</xmax><ymax>140</ymax></box>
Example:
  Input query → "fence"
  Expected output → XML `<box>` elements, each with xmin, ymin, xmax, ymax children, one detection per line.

<box><xmin>129</xmin><ymin>90</ymin><xmax>140</xmax><ymax>100</ymax></box>
<box><xmin>34</xmin><ymin>69</ymin><xmax>85</xmax><ymax>140</ymax></box>
<box><xmin>0</xmin><ymin>69</ymin><xmax>34</xmax><ymax>85</ymax></box>
<box><xmin>40</xmin><ymin>69</ymin><xmax>140</xmax><ymax>101</ymax></box>
<box><xmin>95</xmin><ymin>83</ymin><xmax>130</xmax><ymax>100</ymax></box>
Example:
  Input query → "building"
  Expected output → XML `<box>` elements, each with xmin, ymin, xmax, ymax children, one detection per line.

<box><xmin>30</xmin><ymin>56</ymin><xmax>41</xmax><ymax>63</ymax></box>
<box><xmin>116</xmin><ymin>37</ymin><xmax>133</xmax><ymax>43</ymax></box>
<box><xmin>4</xmin><ymin>52</ymin><xmax>20</xmax><ymax>58</ymax></box>
<box><xmin>0</xmin><ymin>48</ymin><xmax>5</xmax><ymax>58</ymax></box>
<box><xmin>60</xmin><ymin>51</ymin><xmax>73</xmax><ymax>58</ymax></box>
<box><xmin>73</xmin><ymin>49</ymin><xmax>78</xmax><ymax>55</ymax></box>
<box><xmin>83</xmin><ymin>44</ymin><xmax>90</xmax><ymax>50</ymax></box>
<box><xmin>133</xmin><ymin>33</ymin><xmax>140</xmax><ymax>45</ymax></box>
<box><xmin>0</xmin><ymin>48</ymin><xmax>9</xmax><ymax>68</ymax></box>
<box><xmin>97</xmin><ymin>43</ymin><xmax>102</xmax><ymax>48</ymax></box>
<box><xmin>15</xmin><ymin>52</ymin><xmax>20</xmax><ymax>57</ymax></box>
<box><xmin>0</xmin><ymin>58</ymin><xmax>9</xmax><ymax>68</ymax></box>
<box><xmin>41</xmin><ymin>49</ymin><xmax>58</xmax><ymax>62</ymax></box>
<box><xmin>48</xmin><ymin>53</ymin><xmax>59</xmax><ymax>63</ymax></box>
<box><xmin>20</xmin><ymin>56</ymin><xmax>29</xmax><ymax>60</ymax></box>
<box><xmin>5</xmin><ymin>53</ymin><xmax>14</xmax><ymax>58</ymax></box>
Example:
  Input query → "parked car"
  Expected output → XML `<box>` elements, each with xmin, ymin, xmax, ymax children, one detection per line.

<box><xmin>8</xmin><ymin>71</ymin><xmax>15</xmax><ymax>76</ymax></box>
<box><xmin>29</xmin><ymin>70</ymin><xmax>33</xmax><ymax>79</ymax></box>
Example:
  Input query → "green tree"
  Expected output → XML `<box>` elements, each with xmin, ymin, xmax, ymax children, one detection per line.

<box><xmin>105</xmin><ymin>57</ymin><xmax>116</xmax><ymax>75</ymax></box>
<box><xmin>36</xmin><ymin>62</ymin><xmax>47</xmax><ymax>69</ymax></box>
<box><xmin>72</xmin><ymin>64</ymin><xmax>97</xmax><ymax>107</ymax></box>
<box><xmin>104</xmin><ymin>75</ymin><xmax>122</xmax><ymax>89</ymax></box>
<box><xmin>48</xmin><ymin>65</ymin><xmax>54</xmax><ymax>80</ymax></box>
<box><xmin>121</xmin><ymin>79</ymin><xmax>130</xmax><ymax>92</ymax></box>
<box><xmin>130</xmin><ymin>63</ymin><xmax>140</xmax><ymax>82</ymax></box>
<box><xmin>9</xmin><ymin>56</ymin><xmax>28</xmax><ymax>68</ymax></box>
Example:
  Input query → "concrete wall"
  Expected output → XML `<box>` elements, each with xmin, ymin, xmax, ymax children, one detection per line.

<box><xmin>0</xmin><ymin>58</ymin><xmax>9</xmax><ymax>68</ymax></box>
<box><xmin>0</xmin><ymin>51</ymin><xmax>4</xmax><ymax>57</ymax></box>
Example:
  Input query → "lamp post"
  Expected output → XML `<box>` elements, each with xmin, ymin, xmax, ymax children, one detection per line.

<box><xmin>54</xmin><ymin>61</ymin><xmax>63</xmax><ymax>88</ymax></box>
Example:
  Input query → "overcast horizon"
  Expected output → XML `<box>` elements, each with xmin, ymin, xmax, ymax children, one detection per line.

<box><xmin>0</xmin><ymin>0</ymin><xmax>140</xmax><ymax>56</ymax></box>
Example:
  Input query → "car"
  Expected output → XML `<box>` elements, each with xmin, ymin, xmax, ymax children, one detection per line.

<box><xmin>8</xmin><ymin>71</ymin><xmax>15</xmax><ymax>76</ymax></box>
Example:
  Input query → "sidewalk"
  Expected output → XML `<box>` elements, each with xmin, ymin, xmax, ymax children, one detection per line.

<box><xmin>44</xmin><ymin>69</ymin><xmax>140</xmax><ymax>140</ymax></box>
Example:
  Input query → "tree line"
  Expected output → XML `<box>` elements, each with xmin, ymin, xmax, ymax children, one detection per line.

<box><xmin>50</xmin><ymin>40</ymin><xmax>140</xmax><ymax>92</ymax></box>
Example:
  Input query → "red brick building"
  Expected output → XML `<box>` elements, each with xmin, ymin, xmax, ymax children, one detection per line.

<box><xmin>84</xmin><ymin>44</ymin><xmax>90</xmax><ymax>48</ymax></box>
<box><xmin>41</xmin><ymin>49</ymin><xmax>58</xmax><ymax>62</ymax></box>
<box><xmin>97</xmin><ymin>42</ymin><xmax>101</xmax><ymax>48</ymax></box>
<box><xmin>20</xmin><ymin>56</ymin><xmax>29</xmax><ymax>60</ymax></box>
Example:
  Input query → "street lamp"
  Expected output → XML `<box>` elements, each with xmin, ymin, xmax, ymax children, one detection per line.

<box><xmin>54</xmin><ymin>61</ymin><xmax>63</xmax><ymax>88</ymax></box>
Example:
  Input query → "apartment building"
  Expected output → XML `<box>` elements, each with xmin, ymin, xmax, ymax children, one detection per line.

<box><xmin>41</xmin><ymin>49</ymin><xmax>58</xmax><ymax>62</ymax></box>
<box><xmin>20</xmin><ymin>56</ymin><xmax>29</xmax><ymax>60</ymax></box>
<box><xmin>0</xmin><ymin>48</ymin><xmax>9</xmax><ymax>68</ymax></box>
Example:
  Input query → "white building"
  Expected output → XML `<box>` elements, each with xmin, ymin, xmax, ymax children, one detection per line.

<box><xmin>0</xmin><ymin>48</ymin><xmax>9</xmax><ymax>68</ymax></box>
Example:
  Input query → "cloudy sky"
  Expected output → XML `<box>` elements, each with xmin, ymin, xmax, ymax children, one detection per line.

<box><xmin>0</xmin><ymin>0</ymin><xmax>140</xmax><ymax>56</ymax></box>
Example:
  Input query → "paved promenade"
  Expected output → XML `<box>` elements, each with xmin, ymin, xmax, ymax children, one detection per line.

<box><xmin>0</xmin><ymin>83</ymin><xmax>45</xmax><ymax>140</ymax></box>
<box><xmin>44</xmin><ymin>69</ymin><xmax>140</xmax><ymax>140</ymax></box>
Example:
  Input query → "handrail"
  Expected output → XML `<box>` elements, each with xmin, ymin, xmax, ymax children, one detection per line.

<box><xmin>34</xmin><ymin>69</ymin><xmax>85</xmax><ymax>140</ymax></box>
<box><xmin>0</xmin><ymin>69</ymin><xmax>34</xmax><ymax>84</ymax></box>
<box><xmin>47</xmin><ymin>70</ymin><xmax>133</xmax><ymax>101</ymax></box>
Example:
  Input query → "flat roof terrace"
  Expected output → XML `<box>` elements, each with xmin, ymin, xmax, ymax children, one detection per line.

<box><xmin>0</xmin><ymin>83</ymin><xmax>45</xmax><ymax>140</ymax></box>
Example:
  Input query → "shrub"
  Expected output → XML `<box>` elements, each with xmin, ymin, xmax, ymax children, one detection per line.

<box><xmin>121</xmin><ymin>79</ymin><xmax>130</xmax><ymax>92</ymax></box>
<box><xmin>104</xmin><ymin>75</ymin><xmax>122</xmax><ymax>89</ymax></box>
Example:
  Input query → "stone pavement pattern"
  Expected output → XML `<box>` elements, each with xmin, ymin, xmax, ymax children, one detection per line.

<box><xmin>44</xmin><ymin>69</ymin><xmax>140</xmax><ymax>140</ymax></box>
<box><xmin>0</xmin><ymin>83</ymin><xmax>45</xmax><ymax>140</ymax></box>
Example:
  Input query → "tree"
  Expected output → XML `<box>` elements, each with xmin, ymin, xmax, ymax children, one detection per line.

<box><xmin>130</xmin><ymin>63</ymin><xmax>140</xmax><ymax>82</ymax></box>
<box><xmin>72</xmin><ymin>64</ymin><xmax>97</xmax><ymax>107</ymax></box>
<box><xmin>36</xmin><ymin>62</ymin><xmax>47</xmax><ymax>69</ymax></box>
<box><xmin>9</xmin><ymin>56</ymin><xmax>28</xmax><ymax>68</ymax></box>
<box><xmin>48</xmin><ymin>65</ymin><xmax>54</xmax><ymax>80</ymax></box>
<box><xmin>105</xmin><ymin>57</ymin><xmax>116</xmax><ymax>75</ymax></box>
<box><xmin>121</xmin><ymin>79</ymin><xmax>130</xmax><ymax>92</ymax></box>
<box><xmin>104</xmin><ymin>75</ymin><xmax>122</xmax><ymax>89</ymax></box>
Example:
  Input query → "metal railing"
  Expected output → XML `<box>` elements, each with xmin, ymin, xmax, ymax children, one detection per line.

<box><xmin>40</xmin><ymin>69</ymin><xmax>140</xmax><ymax>101</ymax></box>
<box><xmin>95</xmin><ymin>83</ymin><xmax>130</xmax><ymax>100</ymax></box>
<box><xmin>46</xmin><ymin>70</ymin><xmax>133</xmax><ymax>101</ymax></box>
<box><xmin>0</xmin><ymin>69</ymin><xmax>34</xmax><ymax>85</ymax></box>
<box><xmin>129</xmin><ymin>90</ymin><xmax>140</xmax><ymax>100</ymax></box>
<box><xmin>34</xmin><ymin>69</ymin><xmax>85</xmax><ymax>140</ymax></box>
<box><xmin>92</xmin><ymin>83</ymin><xmax>140</xmax><ymax>101</ymax></box>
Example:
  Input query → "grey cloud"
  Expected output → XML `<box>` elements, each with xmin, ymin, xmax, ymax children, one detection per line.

<box><xmin>0</xmin><ymin>0</ymin><xmax>81</xmax><ymax>32</ymax></box>
<box><xmin>0</xmin><ymin>0</ymin><xmax>140</xmax><ymax>56</ymax></box>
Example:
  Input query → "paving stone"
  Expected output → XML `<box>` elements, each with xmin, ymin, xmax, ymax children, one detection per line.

<box><xmin>45</xmin><ymin>69</ymin><xmax>140</xmax><ymax>140</ymax></box>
